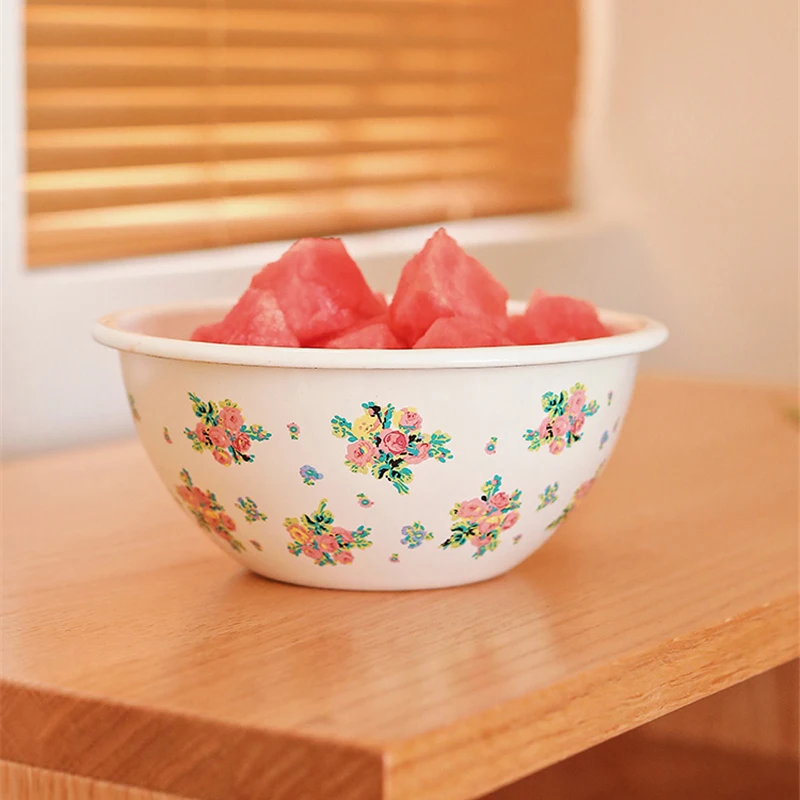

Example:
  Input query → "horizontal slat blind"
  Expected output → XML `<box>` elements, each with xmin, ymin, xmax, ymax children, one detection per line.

<box><xmin>25</xmin><ymin>0</ymin><xmax>578</xmax><ymax>267</ymax></box>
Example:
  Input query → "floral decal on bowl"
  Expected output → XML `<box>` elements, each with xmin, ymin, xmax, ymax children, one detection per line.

<box><xmin>523</xmin><ymin>383</ymin><xmax>599</xmax><ymax>454</ymax></box>
<box><xmin>484</xmin><ymin>437</ymin><xmax>498</xmax><ymax>455</ymax></box>
<box><xmin>184</xmin><ymin>393</ymin><xmax>271</xmax><ymax>466</ymax></box>
<box><xmin>175</xmin><ymin>468</ymin><xmax>245</xmax><ymax>552</ymax></box>
<box><xmin>287</xmin><ymin>422</ymin><xmax>300</xmax><ymax>440</ymax></box>
<box><xmin>546</xmin><ymin>465</ymin><xmax>604</xmax><ymax>531</ymax></box>
<box><xmin>163</xmin><ymin>426</ymin><xmax>172</xmax><ymax>444</ymax></box>
<box><xmin>299</xmin><ymin>465</ymin><xmax>324</xmax><ymax>486</ymax></box>
<box><xmin>356</xmin><ymin>493</ymin><xmax>374</xmax><ymax>508</ymax></box>
<box><xmin>440</xmin><ymin>475</ymin><xmax>522</xmax><ymax>559</ymax></box>
<box><xmin>127</xmin><ymin>393</ymin><xmax>141</xmax><ymax>422</ymax></box>
<box><xmin>250</xmin><ymin>539</ymin><xmax>263</xmax><ymax>551</ymax></box>
<box><xmin>607</xmin><ymin>391</ymin><xmax>613</xmax><ymax>406</ymax></box>
<box><xmin>235</xmin><ymin>496</ymin><xmax>267</xmax><ymax>523</ymax></box>
<box><xmin>513</xmin><ymin>533</ymin><xmax>522</xmax><ymax>545</ymax></box>
<box><xmin>537</xmin><ymin>482</ymin><xmax>559</xmax><ymax>510</ymax></box>
<box><xmin>613</xmin><ymin>417</ymin><xmax>621</xmax><ymax>433</ymax></box>
<box><xmin>390</xmin><ymin>553</ymin><xmax>400</xmax><ymax>563</ymax></box>
<box><xmin>285</xmin><ymin>499</ymin><xmax>372</xmax><ymax>566</ymax></box>
<box><xmin>331</xmin><ymin>402</ymin><xmax>452</xmax><ymax>495</ymax></box>
<box><xmin>600</xmin><ymin>430</ymin><xmax>609</xmax><ymax>450</ymax></box>
<box><xmin>400</xmin><ymin>521</ymin><xmax>434</xmax><ymax>549</ymax></box>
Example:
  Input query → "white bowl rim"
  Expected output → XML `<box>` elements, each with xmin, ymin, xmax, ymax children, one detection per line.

<box><xmin>93</xmin><ymin>299</ymin><xmax>668</xmax><ymax>370</ymax></box>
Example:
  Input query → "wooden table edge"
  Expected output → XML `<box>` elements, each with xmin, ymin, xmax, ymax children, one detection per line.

<box><xmin>2</xmin><ymin>592</ymin><xmax>796</xmax><ymax>800</ymax></box>
<box><xmin>381</xmin><ymin>592</ymin><xmax>800</xmax><ymax>800</ymax></box>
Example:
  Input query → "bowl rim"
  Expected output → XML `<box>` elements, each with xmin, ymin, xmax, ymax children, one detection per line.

<box><xmin>93</xmin><ymin>299</ymin><xmax>668</xmax><ymax>370</ymax></box>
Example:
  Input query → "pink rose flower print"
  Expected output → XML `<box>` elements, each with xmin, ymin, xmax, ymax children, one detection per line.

<box><xmin>331</xmin><ymin>401</ymin><xmax>452</xmax><ymax>494</ymax></box>
<box><xmin>213</xmin><ymin>448</ymin><xmax>233</xmax><ymax>466</ymax></box>
<box><xmin>175</xmin><ymin>469</ymin><xmax>245</xmax><ymax>552</ymax></box>
<box><xmin>287</xmin><ymin>422</ymin><xmax>300</xmax><ymax>440</ymax></box>
<box><xmin>551</xmin><ymin>416</ymin><xmax>569</xmax><ymax>438</ymax></box>
<box><xmin>285</xmin><ymin>499</ymin><xmax>372</xmax><ymax>566</ymax></box>
<box><xmin>501</xmin><ymin>511</ymin><xmax>520</xmax><ymax>530</ymax></box>
<box><xmin>318</xmin><ymin>534</ymin><xmax>338</xmax><ymax>553</ymax></box>
<box><xmin>347</xmin><ymin>440</ymin><xmax>375</xmax><ymax>468</ymax></box>
<box><xmin>380</xmin><ymin>429</ymin><xmax>408</xmax><ymax>455</ymax></box>
<box><xmin>524</xmin><ymin>383</ymin><xmax>599</xmax><ymax>454</ymax></box>
<box><xmin>484</xmin><ymin>437</ymin><xmax>498</xmax><ymax>455</ymax></box>
<box><xmin>233</xmin><ymin>433</ymin><xmax>252</xmax><ymax>452</ymax></box>
<box><xmin>207</xmin><ymin>426</ymin><xmax>230</xmax><ymax>448</ymax></box>
<box><xmin>570</xmin><ymin>412</ymin><xmax>586</xmax><ymax>434</ymax></box>
<box><xmin>492</xmin><ymin>491</ymin><xmax>510</xmax><ymax>510</ymax></box>
<box><xmin>405</xmin><ymin>442</ymin><xmax>431</xmax><ymax>465</ymax></box>
<box><xmin>184</xmin><ymin>393</ymin><xmax>271</xmax><ymax>465</ymax></box>
<box><xmin>399</xmin><ymin>409</ymin><xmax>423</xmax><ymax>431</ymax></box>
<box><xmin>568</xmin><ymin>390</ymin><xmax>586</xmax><ymax>414</ymax></box>
<box><xmin>458</xmin><ymin>498</ymin><xmax>488</xmax><ymax>519</ymax></box>
<box><xmin>219</xmin><ymin>405</ymin><xmax>244</xmax><ymax>433</ymax></box>
<box><xmin>441</xmin><ymin>475</ymin><xmax>522</xmax><ymax>559</ymax></box>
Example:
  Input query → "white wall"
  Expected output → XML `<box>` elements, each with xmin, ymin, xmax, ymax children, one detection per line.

<box><xmin>576</xmin><ymin>0</ymin><xmax>798</xmax><ymax>383</ymax></box>
<box><xmin>1</xmin><ymin>0</ymin><xmax>797</xmax><ymax>459</ymax></box>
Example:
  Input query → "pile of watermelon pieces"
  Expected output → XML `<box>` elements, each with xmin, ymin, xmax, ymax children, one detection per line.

<box><xmin>191</xmin><ymin>228</ymin><xmax>611</xmax><ymax>349</ymax></box>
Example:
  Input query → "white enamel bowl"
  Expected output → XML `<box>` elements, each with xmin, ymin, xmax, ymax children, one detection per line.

<box><xmin>94</xmin><ymin>301</ymin><xmax>667</xmax><ymax>591</ymax></box>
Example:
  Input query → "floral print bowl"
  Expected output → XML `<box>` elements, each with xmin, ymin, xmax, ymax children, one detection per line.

<box><xmin>94</xmin><ymin>300</ymin><xmax>667</xmax><ymax>591</ymax></box>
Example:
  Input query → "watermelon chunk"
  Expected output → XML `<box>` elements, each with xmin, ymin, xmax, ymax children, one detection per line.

<box><xmin>389</xmin><ymin>228</ymin><xmax>509</xmax><ymax>345</ymax></box>
<box><xmin>190</xmin><ymin>288</ymin><xmax>299</xmax><ymax>347</ymax></box>
<box><xmin>250</xmin><ymin>238</ymin><xmax>383</xmax><ymax>344</ymax></box>
<box><xmin>507</xmin><ymin>314</ymin><xmax>533</xmax><ymax>345</ymax></box>
<box><xmin>414</xmin><ymin>316</ymin><xmax>513</xmax><ymax>349</ymax></box>
<box><xmin>324</xmin><ymin>321</ymin><xmax>404</xmax><ymax>349</ymax></box>
<box><xmin>521</xmin><ymin>290</ymin><xmax>610</xmax><ymax>344</ymax></box>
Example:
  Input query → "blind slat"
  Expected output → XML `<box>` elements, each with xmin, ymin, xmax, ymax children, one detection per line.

<box><xmin>29</xmin><ymin>179</ymin><xmax>567</xmax><ymax>265</ymax></box>
<box><xmin>29</xmin><ymin>146</ymin><xmax>570</xmax><ymax>214</ymax></box>
<box><xmin>27</xmin><ymin>6</ymin><xmax>512</xmax><ymax>47</ymax></box>
<box><xmin>26</xmin><ymin>0</ymin><xmax>578</xmax><ymax>267</ymax></box>
<box><xmin>30</xmin><ymin>81</ymin><xmax>570</xmax><ymax>130</ymax></box>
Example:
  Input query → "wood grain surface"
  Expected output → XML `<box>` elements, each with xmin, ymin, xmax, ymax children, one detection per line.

<box><xmin>1</xmin><ymin>761</ymin><xmax>185</xmax><ymax>800</ymax></box>
<box><xmin>1</xmin><ymin>377</ymin><xmax>797</xmax><ymax>800</ymax></box>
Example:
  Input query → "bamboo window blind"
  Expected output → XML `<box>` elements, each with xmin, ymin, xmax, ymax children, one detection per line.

<box><xmin>25</xmin><ymin>0</ymin><xmax>579</xmax><ymax>267</ymax></box>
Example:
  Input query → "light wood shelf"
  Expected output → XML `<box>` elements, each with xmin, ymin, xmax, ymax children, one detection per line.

<box><xmin>1</xmin><ymin>376</ymin><xmax>797</xmax><ymax>800</ymax></box>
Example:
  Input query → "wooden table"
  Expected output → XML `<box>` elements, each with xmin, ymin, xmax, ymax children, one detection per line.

<box><xmin>1</xmin><ymin>377</ymin><xmax>797</xmax><ymax>800</ymax></box>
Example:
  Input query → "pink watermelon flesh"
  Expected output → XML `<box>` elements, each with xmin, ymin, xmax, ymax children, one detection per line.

<box><xmin>190</xmin><ymin>288</ymin><xmax>299</xmax><ymax>347</ymax></box>
<box><xmin>522</xmin><ymin>291</ymin><xmax>610</xmax><ymax>344</ymax></box>
<box><xmin>413</xmin><ymin>316</ymin><xmax>514</xmax><ymax>349</ymax></box>
<box><xmin>389</xmin><ymin>228</ymin><xmax>509</xmax><ymax>345</ymax></box>
<box><xmin>508</xmin><ymin>313</ymin><xmax>535</xmax><ymax>345</ymax></box>
<box><xmin>324</xmin><ymin>321</ymin><xmax>404</xmax><ymax>349</ymax></box>
<box><xmin>250</xmin><ymin>238</ymin><xmax>383</xmax><ymax>345</ymax></box>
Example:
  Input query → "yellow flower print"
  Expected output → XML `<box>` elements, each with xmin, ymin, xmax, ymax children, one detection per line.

<box><xmin>352</xmin><ymin>413</ymin><xmax>380</xmax><ymax>439</ymax></box>
<box><xmin>287</xmin><ymin>522</ymin><xmax>311</xmax><ymax>545</ymax></box>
